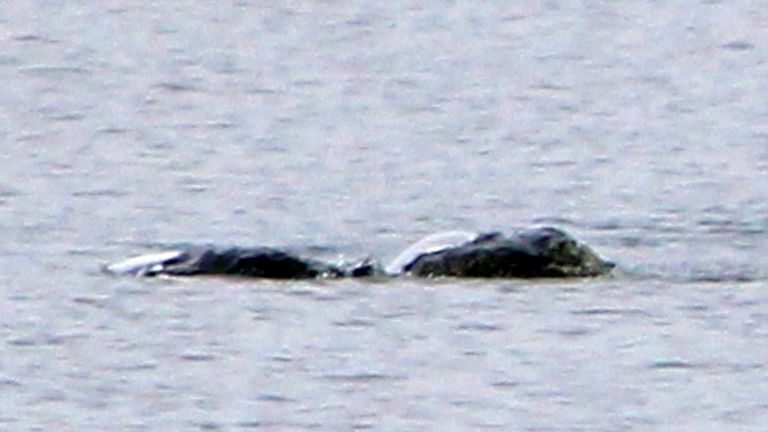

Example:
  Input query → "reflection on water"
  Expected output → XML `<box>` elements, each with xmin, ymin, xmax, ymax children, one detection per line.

<box><xmin>2</xmin><ymin>1</ymin><xmax>768</xmax><ymax>430</ymax></box>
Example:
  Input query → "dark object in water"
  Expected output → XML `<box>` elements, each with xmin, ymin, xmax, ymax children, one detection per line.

<box><xmin>105</xmin><ymin>227</ymin><xmax>613</xmax><ymax>279</ymax></box>
<box><xmin>403</xmin><ymin>227</ymin><xmax>614</xmax><ymax>278</ymax></box>
<box><xmin>105</xmin><ymin>246</ymin><xmax>376</xmax><ymax>279</ymax></box>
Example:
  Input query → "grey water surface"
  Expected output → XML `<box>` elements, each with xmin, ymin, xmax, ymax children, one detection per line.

<box><xmin>2</xmin><ymin>1</ymin><xmax>768</xmax><ymax>431</ymax></box>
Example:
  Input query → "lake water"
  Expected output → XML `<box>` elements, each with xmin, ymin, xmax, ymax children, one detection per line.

<box><xmin>2</xmin><ymin>1</ymin><xmax>768</xmax><ymax>431</ymax></box>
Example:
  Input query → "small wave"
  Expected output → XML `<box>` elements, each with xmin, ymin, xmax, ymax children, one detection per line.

<box><xmin>722</xmin><ymin>41</ymin><xmax>754</xmax><ymax>51</ymax></box>
<box><xmin>570</xmin><ymin>307</ymin><xmax>649</xmax><ymax>317</ymax></box>
<box><xmin>321</xmin><ymin>372</ymin><xmax>406</xmax><ymax>383</ymax></box>
<box><xmin>72</xmin><ymin>189</ymin><xmax>129</xmax><ymax>198</ymax></box>
<box><xmin>455</xmin><ymin>321</ymin><xmax>504</xmax><ymax>332</ymax></box>
<box><xmin>153</xmin><ymin>81</ymin><xmax>200</xmax><ymax>92</ymax></box>
<box><xmin>332</xmin><ymin>318</ymin><xmax>375</xmax><ymax>328</ymax></box>
<box><xmin>179</xmin><ymin>352</ymin><xmax>216</xmax><ymax>362</ymax></box>
<box><xmin>615</xmin><ymin>264</ymin><xmax>766</xmax><ymax>284</ymax></box>
<box><xmin>18</xmin><ymin>64</ymin><xmax>91</xmax><ymax>75</ymax></box>
<box><xmin>649</xmin><ymin>360</ymin><xmax>696</xmax><ymax>370</ymax></box>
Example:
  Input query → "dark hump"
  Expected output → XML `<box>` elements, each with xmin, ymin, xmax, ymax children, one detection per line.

<box><xmin>163</xmin><ymin>247</ymin><xmax>341</xmax><ymax>278</ymax></box>
<box><xmin>405</xmin><ymin>227</ymin><xmax>614</xmax><ymax>278</ymax></box>
<box><xmin>405</xmin><ymin>237</ymin><xmax>551</xmax><ymax>278</ymax></box>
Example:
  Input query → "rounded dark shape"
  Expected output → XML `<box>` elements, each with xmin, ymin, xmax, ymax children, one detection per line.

<box><xmin>105</xmin><ymin>226</ymin><xmax>614</xmax><ymax>280</ymax></box>
<box><xmin>403</xmin><ymin>227</ymin><xmax>614</xmax><ymax>278</ymax></box>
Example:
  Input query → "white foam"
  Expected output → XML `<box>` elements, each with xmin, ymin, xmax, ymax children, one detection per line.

<box><xmin>105</xmin><ymin>250</ymin><xmax>185</xmax><ymax>275</ymax></box>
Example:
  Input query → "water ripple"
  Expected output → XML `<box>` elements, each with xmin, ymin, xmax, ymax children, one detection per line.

<box><xmin>72</xmin><ymin>189</ymin><xmax>129</xmax><ymax>198</ymax></box>
<box><xmin>179</xmin><ymin>352</ymin><xmax>216</xmax><ymax>362</ymax></box>
<box><xmin>455</xmin><ymin>321</ymin><xmax>503</xmax><ymax>332</ymax></box>
<box><xmin>320</xmin><ymin>372</ymin><xmax>406</xmax><ymax>383</ymax></box>
<box><xmin>18</xmin><ymin>64</ymin><xmax>91</xmax><ymax>75</ymax></box>
<box><xmin>722</xmin><ymin>40</ymin><xmax>754</xmax><ymax>51</ymax></box>
<box><xmin>154</xmin><ymin>81</ymin><xmax>200</xmax><ymax>92</ymax></box>
<box><xmin>332</xmin><ymin>318</ymin><xmax>375</xmax><ymax>328</ymax></box>
<box><xmin>649</xmin><ymin>360</ymin><xmax>696</xmax><ymax>370</ymax></box>
<box><xmin>570</xmin><ymin>308</ymin><xmax>650</xmax><ymax>317</ymax></box>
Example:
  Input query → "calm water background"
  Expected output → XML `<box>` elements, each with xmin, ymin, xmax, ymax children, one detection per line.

<box><xmin>2</xmin><ymin>1</ymin><xmax>768</xmax><ymax>431</ymax></box>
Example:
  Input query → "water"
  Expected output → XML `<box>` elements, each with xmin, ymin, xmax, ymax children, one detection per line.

<box><xmin>2</xmin><ymin>1</ymin><xmax>768</xmax><ymax>430</ymax></box>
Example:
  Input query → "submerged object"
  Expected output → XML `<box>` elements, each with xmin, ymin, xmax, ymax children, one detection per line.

<box><xmin>401</xmin><ymin>227</ymin><xmax>614</xmax><ymax>278</ymax></box>
<box><xmin>105</xmin><ymin>227</ymin><xmax>613</xmax><ymax>280</ymax></box>
<box><xmin>105</xmin><ymin>246</ymin><xmax>376</xmax><ymax>279</ymax></box>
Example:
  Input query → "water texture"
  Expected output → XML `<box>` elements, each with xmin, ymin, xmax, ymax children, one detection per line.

<box><xmin>1</xmin><ymin>1</ymin><xmax>767</xmax><ymax>431</ymax></box>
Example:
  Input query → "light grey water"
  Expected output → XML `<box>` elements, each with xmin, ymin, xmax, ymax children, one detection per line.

<box><xmin>2</xmin><ymin>1</ymin><xmax>768</xmax><ymax>431</ymax></box>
